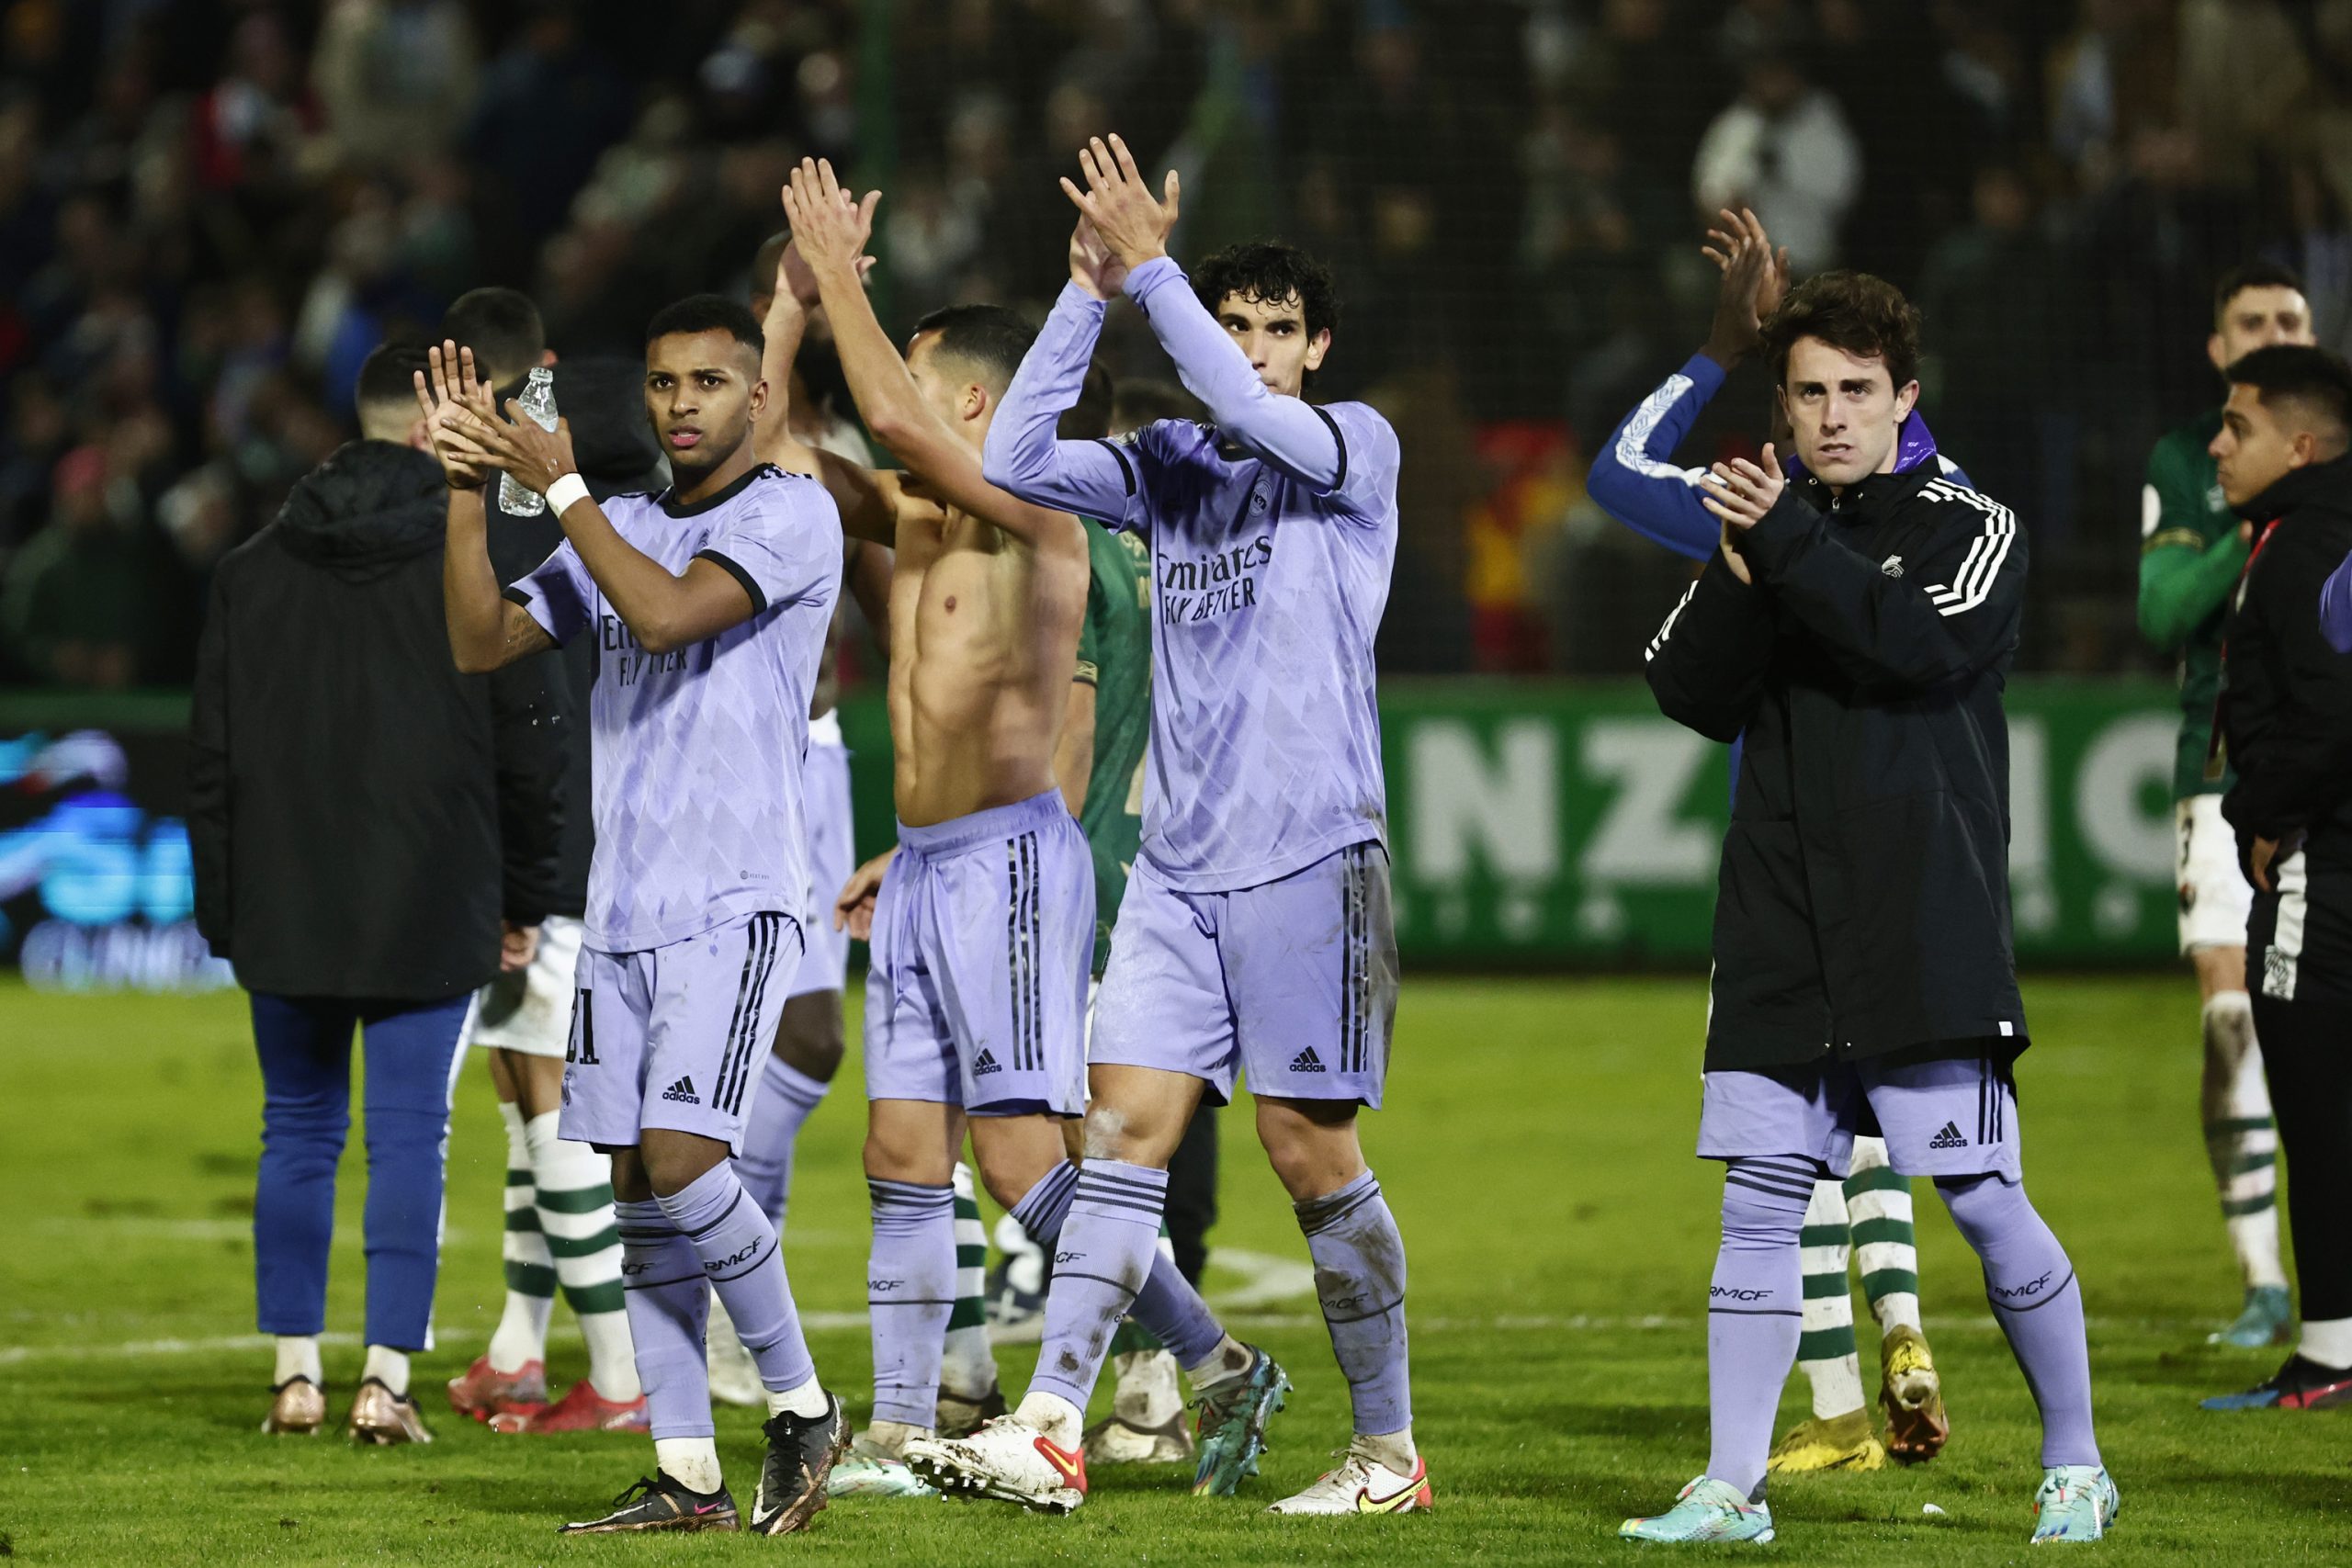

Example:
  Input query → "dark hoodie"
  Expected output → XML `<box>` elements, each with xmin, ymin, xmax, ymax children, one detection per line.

<box><xmin>2222</xmin><ymin>455</ymin><xmax>2352</xmax><ymax>879</ymax></box>
<box><xmin>484</xmin><ymin>355</ymin><xmax>665</xmax><ymax>912</ymax></box>
<box><xmin>189</xmin><ymin>439</ymin><xmax>565</xmax><ymax>1000</ymax></box>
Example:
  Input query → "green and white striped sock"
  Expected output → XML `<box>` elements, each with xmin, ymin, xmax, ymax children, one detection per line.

<box><xmin>525</xmin><ymin>1111</ymin><xmax>639</xmax><ymax>1400</ymax></box>
<box><xmin>488</xmin><ymin>1101</ymin><xmax>554</xmax><ymax>1373</ymax></box>
<box><xmin>1796</xmin><ymin>1175</ymin><xmax>1867</xmax><ymax>1418</ymax></box>
<box><xmin>941</xmin><ymin>1162</ymin><xmax>999</xmax><ymax>1400</ymax></box>
<box><xmin>1846</xmin><ymin>1135</ymin><xmax>1922</xmax><ymax>1335</ymax></box>
<box><xmin>2205</xmin><ymin>992</ymin><xmax>2288</xmax><ymax>1288</ymax></box>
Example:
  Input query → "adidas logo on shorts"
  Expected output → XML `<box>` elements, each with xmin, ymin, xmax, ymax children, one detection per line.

<box><xmin>662</xmin><ymin>1076</ymin><xmax>700</xmax><ymax>1105</ymax></box>
<box><xmin>1928</xmin><ymin>1121</ymin><xmax>1968</xmax><ymax>1150</ymax></box>
<box><xmin>1291</xmin><ymin>1046</ymin><xmax>1327</xmax><ymax>1073</ymax></box>
<box><xmin>973</xmin><ymin>1048</ymin><xmax>1001</xmax><ymax>1076</ymax></box>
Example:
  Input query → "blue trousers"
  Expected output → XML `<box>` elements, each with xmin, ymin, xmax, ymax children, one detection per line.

<box><xmin>250</xmin><ymin>992</ymin><xmax>470</xmax><ymax>1350</ymax></box>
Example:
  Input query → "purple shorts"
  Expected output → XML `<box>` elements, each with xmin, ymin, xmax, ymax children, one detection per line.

<box><xmin>786</xmin><ymin>733</ymin><xmax>854</xmax><ymax>1001</ymax></box>
<box><xmin>1696</xmin><ymin>1049</ymin><xmax>2022</xmax><ymax>1180</ymax></box>
<box><xmin>558</xmin><ymin>910</ymin><xmax>803</xmax><ymax>1156</ymax></box>
<box><xmin>863</xmin><ymin>789</ymin><xmax>1092</xmax><ymax>1117</ymax></box>
<box><xmin>1091</xmin><ymin>841</ymin><xmax>1396</xmax><ymax>1109</ymax></box>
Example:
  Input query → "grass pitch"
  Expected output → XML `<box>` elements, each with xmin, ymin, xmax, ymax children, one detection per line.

<box><xmin>2</xmin><ymin>974</ymin><xmax>2347</xmax><ymax>1564</ymax></box>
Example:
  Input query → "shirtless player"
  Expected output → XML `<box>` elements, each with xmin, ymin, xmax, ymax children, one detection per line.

<box><xmin>759</xmin><ymin>161</ymin><xmax>1211</xmax><ymax>1497</ymax></box>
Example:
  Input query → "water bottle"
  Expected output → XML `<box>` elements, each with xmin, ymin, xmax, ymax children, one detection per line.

<box><xmin>498</xmin><ymin>367</ymin><xmax>559</xmax><ymax>516</ymax></box>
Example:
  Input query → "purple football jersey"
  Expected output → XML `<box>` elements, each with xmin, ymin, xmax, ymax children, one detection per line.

<box><xmin>507</xmin><ymin>464</ymin><xmax>842</xmax><ymax>951</ymax></box>
<box><xmin>1110</xmin><ymin>408</ymin><xmax>1399</xmax><ymax>890</ymax></box>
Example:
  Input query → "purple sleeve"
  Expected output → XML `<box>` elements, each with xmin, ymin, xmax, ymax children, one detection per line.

<box><xmin>1584</xmin><ymin>355</ymin><xmax>1726</xmax><ymax>563</ymax></box>
<box><xmin>2324</xmin><ymin>548</ymin><xmax>2352</xmax><ymax>654</ymax></box>
<box><xmin>696</xmin><ymin>479</ymin><xmax>840</xmax><ymax>615</ymax></box>
<box><xmin>503</xmin><ymin>539</ymin><xmax>594</xmax><ymax>645</ymax></box>
<box><xmin>1123</xmin><ymin>256</ymin><xmax>1346</xmax><ymax>494</ymax></box>
<box><xmin>980</xmin><ymin>282</ymin><xmax>1145</xmax><ymax>527</ymax></box>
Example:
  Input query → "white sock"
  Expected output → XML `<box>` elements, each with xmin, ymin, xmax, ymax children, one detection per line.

<box><xmin>1013</xmin><ymin>1391</ymin><xmax>1084</xmax><ymax>1448</ymax></box>
<box><xmin>866</xmin><ymin>1417</ymin><xmax>930</xmax><ymax>1458</ymax></box>
<box><xmin>2299</xmin><ymin>1317</ymin><xmax>2352</xmax><ymax>1370</ymax></box>
<box><xmin>362</xmin><ymin>1345</ymin><xmax>410</xmax><ymax>1396</ymax></box>
<box><xmin>655</xmin><ymin>1436</ymin><xmax>724</xmax><ymax>1495</ymax></box>
<box><xmin>1358</xmin><ymin>1426</ymin><xmax>1417</xmax><ymax>1472</ymax></box>
<box><xmin>1111</xmin><ymin>1348</ymin><xmax>1186</xmax><ymax>1427</ymax></box>
<box><xmin>273</xmin><ymin>1336</ymin><xmax>322</xmax><ymax>1386</ymax></box>
<box><xmin>1184</xmin><ymin>1333</ymin><xmax>1252</xmax><ymax>1387</ymax></box>
<box><xmin>764</xmin><ymin>1374</ymin><xmax>830</xmax><ymax>1420</ymax></box>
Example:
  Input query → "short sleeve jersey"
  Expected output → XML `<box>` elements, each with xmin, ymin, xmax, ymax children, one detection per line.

<box><xmin>506</xmin><ymin>464</ymin><xmax>842</xmax><ymax>952</ymax></box>
<box><xmin>1102</xmin><ymin>403</ymin><xmax>1399</xmax><ymax>891</ymax></box>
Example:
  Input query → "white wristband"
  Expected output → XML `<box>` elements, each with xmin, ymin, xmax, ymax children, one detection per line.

<box><xmin>544</xmin><ymin>473</ymin><xmax>591</xmax><ymax>514</ymax></box>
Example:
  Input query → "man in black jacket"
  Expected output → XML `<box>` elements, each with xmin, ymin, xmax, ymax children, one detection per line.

<box><xmin>190</xmin><ymin>342</ymin><xmax>565</xmax><ymax>1445</ymax></box>
<box><xmin>435</xmin><ymin>288</ymin><xmax>663</xmax><ymax>1435</ymax></box>
<box><xmin>2205</xmin><ymin>344</ymin><xmax>2352</xmax><ymax>1411</ymax></box>
<box><xmin>1627</xmin><ymin>275</ymin><xmax>2116</xmax><ymax>1546</ymax></box>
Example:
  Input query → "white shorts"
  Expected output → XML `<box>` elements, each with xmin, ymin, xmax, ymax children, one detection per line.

<box><xmin>788</xmin><ymin>724</ymin><xmax>855</xmax><ymax>1001</ymax></box>
<box><xmin>2177</xmin><ymin>795</ymin><xmax>2254</xmax><ymax>954</ymax></box>
<box><xmin>469</xmin><ymin>915</ymin><xmax>585</xmax><ymax>1059</ymax></box>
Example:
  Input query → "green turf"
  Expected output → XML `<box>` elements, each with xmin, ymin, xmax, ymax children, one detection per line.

<box><xmin>2</xmin><ymin>974</ymin><xmax>2346</xmax><ymax>1563</ymax></box>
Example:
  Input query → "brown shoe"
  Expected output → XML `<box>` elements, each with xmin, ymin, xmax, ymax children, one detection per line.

<box><xmin>347</xmin><ymin>1377</ymin><xmax>435</xmax><ymax>1445</ymax></box>
<box><xmin>262</xmin><ymin>1376</ymin><xmax>326</xmax><ymax>1436</ymax></box>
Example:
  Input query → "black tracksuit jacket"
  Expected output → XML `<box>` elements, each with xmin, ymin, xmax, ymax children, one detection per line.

<box><xmin>2220</xmin><ymin>457</ymin><xmax>2352</xmax><ymax>997</ymax></box>
<box><xmin>189</xmin><ymin>440</ymin><xmax>564</xmax><ymax>1000</ymax></box>
<box><xmin>1645</xmin><ymin>461</ymin><xmax>2030</xmax><ymax>1070</ymax></box>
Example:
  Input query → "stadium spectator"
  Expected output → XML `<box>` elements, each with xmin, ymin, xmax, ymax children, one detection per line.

<box><xmin>187</xmin><ymin>341</ymin><xmax>565</xmax><ymax>1445</ymax></box>
<box><xmin>0</xmin><ymin>443</ymin><xmax>154</xmax><ymax>686</ymax></box>
<box><xmin>1691</xmin><ymin>51</ymin><xmax>1860</xmax><ymax>276</ymax></box>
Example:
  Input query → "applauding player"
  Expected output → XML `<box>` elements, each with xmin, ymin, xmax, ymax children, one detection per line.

<box><xmin>1632</xmin><ymin>273</ymin><xmax>2113</xmax><ymax>1545</ymax></box>
<box><xmin>910</xmin><ymin>136</ymin><xmax>1418</xmax><ymax>1517</ymax></box>
<box><xmin>423</xmin><ymin>297</ymin><xmax>848</xmax><ymax>1536</ymax></box>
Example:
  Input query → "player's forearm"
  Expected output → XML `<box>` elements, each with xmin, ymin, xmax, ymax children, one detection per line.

<box><xmin>1588</xmin><ymin>356</ymin><xmax>1726</xmax><ymax>562</ymax></box>
<box><xmin>809</xmin><ymin>259</ymin><xmax>933</xmax><ymax>456</ymax></box>
<box><xmin>757</xmin><ymin>295</ymin><xmax>820</xmax><ymax>476</ymax></box>
<box><xmin>1123</xmin><ymin>257</ymin><xmax>1340</xmax><ymax>489</ymax></box>
<box><xmin>2138</xmin><ymin>537</ymin><xmax>2245</xmax><ymax>650</ymax></box>
<box><xmin>443</xmin><ymin>488</ymin><xmax>513</xmax><ymax>672</ymax></box>
<box><xmin>1745</xmin><ymin>500</ymin><xmax>1999</xmax><ymax>690</ymax></box>
<box><xmin>554</xmin><ymin>494</ymin><xmax>705</xmax><ymax>654</ymax></box>
<box><xmin>980</xmin><ymin>284</ymin><xmax>1131</xmax><ymax>517</ymax></box>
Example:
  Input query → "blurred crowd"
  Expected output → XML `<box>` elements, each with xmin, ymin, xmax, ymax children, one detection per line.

<box><xmin>2</xmin><ymin>0</ymin><xmax>2349</xmax><ymax>688</ymax></box>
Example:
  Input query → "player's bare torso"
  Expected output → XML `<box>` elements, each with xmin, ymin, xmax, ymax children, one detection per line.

<box><xmin>887</xmin><ymin>492</ymin><xmax>1087</xmax><ymax>827</ymax></box>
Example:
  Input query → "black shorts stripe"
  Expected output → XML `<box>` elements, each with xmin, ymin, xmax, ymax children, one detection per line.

<box><xmin>724</xmin><ymin>915</ymin><xmax>788</xmax><ymax>1113</ymax></box>
<box><xmin>713</xmin><ymin>917</ymin><xmax>769</xmax><ymax>1116</ymax></box>
<box><xmin>1005</xmin><ymin>839</ymin><xmax>1027</xmax><ymax>1075</ymax></box>
<box><xmin>712</xmin><ymin>915</ymin><xmax>769</xmax><ymax>1117</ymax></box>
<box><xmin>1027</xmin><ymin>832</ymin><xmax>1043</xmax><ymax>1072</ymax></box>
<box><xmin>718</xmin><ymin>915</ymin><xmax>786</xmax><ymax>1116</ymax></box>
<box><xmin>1340</xmin><ymin>846</ymin><xmax>1358</xmax><ymax>1075</ymax></box>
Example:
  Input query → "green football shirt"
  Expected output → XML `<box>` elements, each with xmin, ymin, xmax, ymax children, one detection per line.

<box><xmin>1076</xmin><ymin>524</ymin><xmax>1151</xmax><ymax>976</ymax></box>
<box><xmin>2139</xmin><ymin>409</ymin><xmax>2249</xmax><ymax>799</ymax></box>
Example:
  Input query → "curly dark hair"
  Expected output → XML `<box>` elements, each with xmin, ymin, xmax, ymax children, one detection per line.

<box><xmin>1759</xmin><ymin>271</ymin><xmax>1921</xmax><ymax>392</ymax></box>
<box><xmin>1190</xmin><ymin>241</ymin><xmax>1341</xmax><ymax>343</ymax></box>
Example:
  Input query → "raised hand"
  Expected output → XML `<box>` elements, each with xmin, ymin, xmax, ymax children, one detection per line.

<box><xmin>1699</xmin><ymin>444</ymin><xmax>1786</xmax><ymax>532</ymax></box>
<box><xmin>1069</xmin><ymin>215</ymin><xmax>1130</xmax><ymax>301</ymax></box>
<box><xmin>442</xmin><ymin>402</ymin><xmax>579</xmax><ymax>499</ymax></box>
<box><xmin>1700</xmin><ymin>208</ymin><xmax>1790</xmax><ymax>367</ymax></box>
<box><xmin>413</xmin><ymin>340</ymin><xmax>498</xmax><ymax>490</ymax></box>
<box><xmin>1059</xmin><ymin>133</ymin><xmax>1179</xmax><ymax>270</ymax></box>
<box><xmin>780</xmin><ymin>157</ymin><xmax>879</xmax><ymax>280</ymax></box>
